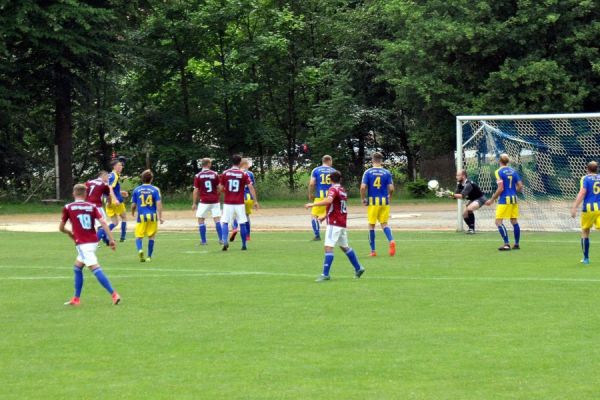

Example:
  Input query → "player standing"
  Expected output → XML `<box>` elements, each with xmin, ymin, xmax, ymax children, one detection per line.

<box><xmin>192</xmin><ymin>158</ymin><xmax>223</xmax><ymax>245</ymax></box>
<box><xmin>451</xmin><ymin>170</ymin><xmax>487</xmax><ymax>234</ymax></box>
<box><xmin>305</xmin><ymin>171</ymin><xmax>365</xmax><ymax>281</ymax></box>
<box><xmin>485</xmin><ymin>154</ymin><xmax>523</xmax><ymax>250</ymax></box>
<box><xmin>219</xmin><ymin>155</ymin><xmax>259</xmax><ymax>251</ymax></box>
<box><xmin>360</xmin><ymin>152</ymin><xmax>396</xmax><ymax>257</ymax></box>
<box><xmin>131</xmin><ymin>170</ymin><xmax>164</xmax><ymax>262</ymax></box>
<box><xmin>106</xmin><ymin>159</ymin><xmax>129</xmax><ymax>242</ymax></box>
<box><xmin>308</xmin><ymin>155</ymin><xmax>336</xmax><ymax>240</ymax></box>
<box><xmin>85</xmin><ymin>170</ymin><xmax>114</xmax><ymax>243</ymax></box>
<box><xmin>60</xmin><ymin>184</ymin><xmax>121</xmax><ymax>306</ymax></box>
<box><xmin>570</xmin><ymin>161</ymin><xmax>600</xmax><ymax>265</ymax></box>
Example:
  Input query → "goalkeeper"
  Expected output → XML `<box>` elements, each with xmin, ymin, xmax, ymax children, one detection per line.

<box><xmin>448</xmin><ymin>170</ymin><xmax>487</xmax><ymax>234</ymax></box>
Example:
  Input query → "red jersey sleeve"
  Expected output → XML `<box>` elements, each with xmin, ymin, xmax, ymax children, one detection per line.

<box><xmin>326</xmin><ymin>187</ymin><xmax>336</xmax><ymax>199</ymax></box>
<box><xmin>61</xmin><ymin>206</ymin><xmax>69</xmax><ymax>223</ymax></box>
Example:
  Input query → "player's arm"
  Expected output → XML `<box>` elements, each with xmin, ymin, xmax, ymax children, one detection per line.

<box><xmin>131</xmin><ymin>202</ymin><xmax>137</xmax><ymax>217</ymax></box>
<box><xmin>58</xmin><ymin>220</ymin><xmax>75</xmax><ymax>241</ymax></box>
<box><xmin>516</xmin><ymin>180</ymin><xmax>524</xmax><ymax>192</ymax></box>
<box><xmin>192</xmin><ymin>187</ymin><xmax>199</xmax><ymax>210</ymax></box>
<box><xmin>454</xmin><ymin>182</ymin><xmax>472</xmax><ymax>200</ymax></box>
<box><xmin>305</xmin><ymin>196</ymin><xmax>333</xmax><ymax>209</ymax></box>
<box><xmin>571</xmin><ymin>186</ymin><xmax>587</xmax><ymax>218</ymax></box>
<box><xmin>98</xmin><ymin>217</ymin><xmax>116</xmax><ymax>250</ymax></box>
<box><xmin>248</xmin><ymin>183</ymin><xmax>259</xmax><ymax>209</ymax></box>
<box><xmin>157</xmin><ymin>200</ymin><xmax>164</xmax><ymax>223</ymax></box>
<box><xmin>308</xmin><ymin>176</ymin><xmax>316</xmax><ymax>201</ymax></box>
<box><xmin>360</xmin><ymin>183</ymin><xmax>368</xmax><ymax>206</ymax></box>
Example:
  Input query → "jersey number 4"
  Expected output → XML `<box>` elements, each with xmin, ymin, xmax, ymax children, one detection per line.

<box><xmin>373</xmin><ymin>176</ymin><xmax>381</xmax><ymax>189</ymax></box>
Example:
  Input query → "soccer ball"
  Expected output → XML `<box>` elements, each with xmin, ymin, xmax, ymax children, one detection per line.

<box><xmin>427</xmin><ymin>179</ymin><xmax>439</xmax><ymax>191</ymax></box>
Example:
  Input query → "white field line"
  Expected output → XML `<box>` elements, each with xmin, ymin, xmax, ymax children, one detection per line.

<box><xmin>156</xmin><ymin>237</ymin><xmax>577</xmax><ymax>244</ymax></box>
<box><xmin>2</xmin><ymin>268</ymin><xmax>600</xmax><ymax>283</ymax></box>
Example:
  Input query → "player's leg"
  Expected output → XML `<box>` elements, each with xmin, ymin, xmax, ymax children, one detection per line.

<box><xmin>210</xmin><ymin>203</ymin><xmax>224</xmax><ymax>244</ymax></box>
<box><xmin>379</xmin><ymin>206</ymin><xmax>395</xmax><ymax>256</ymax></box>
<box><xmin>465</xmin><ymin>201</ymin><xmax>481</xmax><ymax>233</ymax></box>
<box><xmin>244</xmin><ymin>198</ymin><xmax>253</xmax><ymax>240</ymax></box>
<box><xmin>108</xmin><ymin>206</ymin><xmax>118</xmax><ymax>233</ymax></box>
<box><xmin>581</xmin><ymin>228</ymin><xmax>591</xmax><ymax>264</ymax></box>
<box><xmin>316</xmin><ymin>225</ymin><xmax>336</xmax><ymax>281</ymax></box>
<box><xmin>144</xmin><ymin>221</ymin><xmax>158</xmax><ymax>261</ymax></box>
<box><xmin>83</xmin><ymin>243</ymin><xmax>120</xmax><ymax>304</ymax></box>
<box><xmin>221</xmin><ymin>205</ymin><xmax>231</xmax><ymax>250</ymax></box>
<box><xmin>339</xmin><ymin>229</ymin><xmax>365</xmax><ymax>277</ymax></box>
<box><xmin>236</xmin><ymin>206</ymin><xmax>249</xmax><ymax>250</ymax></box>
<box><xmin>65</xmin><ymin>257</ymin><xmax>85</xmax><ymax>305</ymax></box>
<box><xmin>119</xmin><ymin>207</ymin><xmax>127</xmax><ymax>242</ymax></box>
<box><xmin>367</xmin><ymin>205</ymin><xmax>377</xmax><ymax>256</ymax></box>
<box><xmin>495</xmin><ymin>205</ymin><xmax>511</xmax><ymax>250</ymax></box>
<box><xmin>135</xmin><ymin>221</ymin><xmax>146</xmax><ymax>262</ymax></box>
<box><xmin>311</xmin><ymin>199</ymin><xmax>324</xmax><ymax>240</ymax></box>
<box><xmin>96</xmin><ymin>207</ymin><xmax>108</xmax><ymax>243</ymax></box>
<box><xmin>198</xmin><ymin>217</ymin><xmax>207</xmax><ymax>244</ymax></box>
<box><xmin>510</xmin><ymin>204</ymin><xmax>520</xmax><ymax>249</ymax></box>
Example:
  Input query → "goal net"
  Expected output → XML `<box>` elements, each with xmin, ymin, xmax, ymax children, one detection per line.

<box><xmin>456</xmin><ymin>113</ymin><xmax>600</xmax><ymax>232</ymax></box>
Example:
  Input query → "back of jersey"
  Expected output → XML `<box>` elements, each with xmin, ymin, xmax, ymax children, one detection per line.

<box><xmin>582</xmin><ymin>174</ymin><xmax>600</xmax><ymax>211</ymax></box>
<box><xmin>495</xmin><ymin>166</ymin><xmax>520</xmax><ymax>204</ymax></box>
<box><xmin>362</xmin><ymin>167</ymin><xmax>392</xmax><ymax>205</ymax></box>
<box><xmin>132</xmin><ymin>184</ymin><xmax>161</xmax><ymax>221</ymax></box>
<box><xmin>312</xmin><ymin>166</ymin><xmax>336</xmax><ymax>199</ymax></box>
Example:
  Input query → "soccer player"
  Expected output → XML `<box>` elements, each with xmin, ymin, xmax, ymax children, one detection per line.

<box><xmin>570</xmin><ymin>161</ymin><xmax>600</xmax><ymax>265</ymax></box>
<box><xmin>451</xmin><ymin>170</ymin><xmax>487</xmax><ymax>234</ymax></box>
<box><xmin>193</xmin><ymin>158</ymin><xmax>223</xmax><ymax>245</ymax></box>
<box><xmin>305</xmin><ymin>171</ymin><xmax>365</xmax><ymax>282</ymax></box>
<box><xmin>485</xmin><ymin>154</ymin><xmax>523</xmax><ymax>251</ymax></box>
<box><xmin>106</xmin><ymin>159</ymin><xmax>129</xmax><ymax>242</ymax></box>
<box><xmin>308</xmin><ymin>155</ymin><xmax>336</xmax><ymax>240</ymax></box>
<box><xmin>360</xmin><ymin>152</ymin><xmax>396</xmax><ymax>257</ymax></box>
<box><xmin>131</xmin><ymin>170</ymin><xmax>164</xmax><ymax>262</ymax></box>
<box><xmin>219</xmin><ymin>155</ymin><xmax>259</xmax><ymax>251</ymax></box>
<box><xmin>85</xmin><ymin>170</ymin><xmax>113</xmax><ymax>243</ymax></box>
<box><xmin>60</xmin><ymin>183</ymin><xmax>121</xmax><ymax>306</ymax></box>
<box><xmin>238</xmin><ymin>158</ymin><xmax>256</xmax><ymax>241</ymax></box>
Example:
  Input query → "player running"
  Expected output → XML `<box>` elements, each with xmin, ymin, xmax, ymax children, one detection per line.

<box><xmin>193</xmin><ymin>158</ymin><xmax>223</xmax><ymax>245</ymax></box>
<box><xmin>219</xmin><ymin>155</ymin><xmax>259</xmax><ymax>251</ymax></box>
<box><xmin>485</xmin><ymin>154</ymin><xmax>523</xmax><ymax>251</ymax></box>
<box><xmin>106</xmin><ymin>159</ymin><xmax>129</xmax><ymax>242</ymax></box>
<box><xmin>131</xmin><ymin>170</ymin><xmax>164</xmax><ymax>262</ymax></box>
<box><xmin>85</xmin><ymin>170</ymin><xmax>116</xmax><ymax>244</ymax></box>
<box><xmin>60</xmin><ymin>184</ymin><xmax>121</xmax><ymax>306</ymax></box>
<box><xmin>570</xmin><ymin>161</ymin><xmax>600</xmax><ymax>265</ymax></box>
<box><xmin>308</xmin><ymin>155</ymin><xmax>336</xmax><ymax>241</ymax></box>
<box><xmin>360</xmin><ymin>152</ymin><xmax>396</xmax><ymax>257</ymax></box>
<box><xmin>229</xmin><ymin>158</ymin><xmax>256</xmax><ymax>242</ymax></box>
<box><xmin>305</xmin><ymin>171</ymin><xmax>365</xmax><ymax>282</ymax></box>
<box><xmin>451</xmin><ymin>170</ymin><xmax>487</xmax><ymax>234</ymax></box>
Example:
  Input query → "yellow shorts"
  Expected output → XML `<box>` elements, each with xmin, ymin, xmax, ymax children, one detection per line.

<box><xmin>495</xmin><ymin>204</ymin><xmax>519</xmax><ymax>219</ymax></box>
<box><xmin>311</xmin><ymin>198</ymin><xmax>327</xmax><ymax>218</ymax></box>
<box><xmin>367</xmin><ymin>205</ymin><xmax>390</xmax><ymax>225</ymax></box>
<box><xmin>581</xmin><ymin>211</ymin><xmax>600</xmax><ymax>230</ymax></box>
<box><xmin>245</xmin><ymin>199</ymin><xmax>254</xmax><ymax>215</ymax></box>
<box><xmin>135</xmin><ymin>221</ymin><xmax>158</xmax><ymax>238</ymax></box>
<box><xmin>106</xmin><ymin>203</ymin><xmax>126</xmax><ymax>217</ymax></box>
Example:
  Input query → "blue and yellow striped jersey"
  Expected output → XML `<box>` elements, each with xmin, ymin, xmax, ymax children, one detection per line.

<box><xmin>244</xmin><ymin>170</ymin><xmax>256</xmax><ymax>199</ymax></box>
<box><xmin>362</xmin><ymin>167</ymin><xmax>393</xmax><ymax>205</ymax></box>
<box><xmin>311</xmin><ymin>166</ymin><xmax>337</xmax><ymax>199</ymax></box>
<box><xmin>495</xmin><ymin>166</ymin><xmax>521</xmax><ymax>204</ymax></box>
<box><xmin>108</xmin><ymin>171</ymin><xmax>123</xmax><ymax>202</ymax></box>
<box><xmin>581</xmin><ymin>174</ymin><xmax>600</xmax><ymax>212</ymax></box>
<box><xmin>132</xmin><ymin>184</ymin><xmax>161</xmax><ymax>222</ymax></box>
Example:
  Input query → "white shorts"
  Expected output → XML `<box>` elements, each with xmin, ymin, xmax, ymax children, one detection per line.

<box><xmin>76</xmin><ymin>243</ymin><xmax>99</xmax><ymax>267</ymax></box>
<box><xmin>324</xmin><ymin>225</ymin><xmax>349</xmax><ymax>248</ymax></box>
<box><xmin>196</xmin><ymin>203</ymin><xmax>222</xmax><ymax>219</ymax></box>
<box><xmin>221</xmin><ymin>204</ymin><xmax>248</xmax><ymax>225</ymax></box>
<box><xmin>94</xmin><ymin>206</ymin><xmax>107</xmax><ymax>227</ymax></box>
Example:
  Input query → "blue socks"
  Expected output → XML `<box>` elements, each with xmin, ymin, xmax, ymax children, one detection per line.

<box><xmin>240</xmin><ymin>224</ymin><xmax>248</xmax><ymax>248</ymax></box>
<box><xmin>148</xmin><ymin>239</ymin><xmax>155</xmax><ymax>257</ymax></box>
<box><xmin>97</xmin><ymin>227</ymin><xmax>105</xmax><ymax>242</ymax></box>
<box><xmin>246</xmin><ymin>220</ymin><xmax>251</xmax><ymax>237</ymax></box>
<box><xmin>233</xmin><ymin>220</ymin><xmax>239</xmax><ymax>230</ymax></box>
<box><xmin>222</xmin><ymin>223</ymin><xmax>229</xmax><ymax>245</ymax></box>
<box><xmin>199</xmin><ymin>224</ymin><xmax>207</xmax><ymax>243</ymax></box>
<box><xmin>513</xmin><ymin>223</ymin><xmax>520</xmax><ymax>245</ymax></box>
<box><xmin>383</xmin><ymin>226</ymin><xmax>394</xmax><ymax>242</ymax></box>
<box><xmin>312</xmin><ymin>219</ymin><xmax>320</xmax><ymax>238</ymax></box>
<box><xmin>216</xmin><ymin>222</ymin><xmax>223</xmax><ymax>242</ymax></box>
<box><xmin>498</xmin><ymin>224</ymin><xmax>509</xmax><ymax>244</ymax></box>
<box><xmin>583</xmin><ymin>238</ymin><xmax>590</xmax><ymax>259</ymax></box>
<box><xmin>136</xmin><ymin>238</ymin><xmax>143</xmax><ymax>251</ymax></box>
<box><xmin>120</xmin><ymin>222</ymin><xmax>127</xmax><ymax>240</ymax></box>
<box><xmin>93</xmin><ymin>267</ymin><xmax>114</xmax><ymax>294</ymax></box>
<box><xmin>109</xmin><ymin>223</ymin><xmax>116</xmax><ymax>231</ymax></box>
<box><xmin>73</xmin><ymin>266</ymin><xmax>83</xmax><ymax>298</ymax></box>
<box><xmin>323</xmin><ymin>253</ymin><xmax>334</xmax><ymax>276</ymax></box>
<box><xmin>369</xmin><ymin>230</ymin><xmax>376</xmax><ymax>252</ymax></box>
<box><xmin>345</xmin><ymin>248</ymin><xmax>362</xmax><ymax>272</ymax></box>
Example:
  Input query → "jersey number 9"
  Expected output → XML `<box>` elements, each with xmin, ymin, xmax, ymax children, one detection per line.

<box><xmin>205</xmin><ymin>180</ymin><xmax>213</xmax><ymax>192</ymax></box>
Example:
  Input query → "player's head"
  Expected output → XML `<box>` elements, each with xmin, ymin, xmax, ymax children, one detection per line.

<box><xmin>111</xmin><ymin>159</ymin><xmax>123</xmax><ymax>173</ymax></box>
<box><xmin>141</xmin><ymin>170</ymin><xmax>154</xmax><ymax>184</ymax></box>
<box><xmin>240</xmin><ymin>158</ymin><xmax>251</xmax><ymax>169</ymax></box>
<box><xmin>456</xmin><ymin>169</ymin><xmax>467</xmax><ymax>182</ymax></box>
<box><xmin>201</xmin><ymin>158</ymin><xmax>212</xmax><ymax>169</ymax></box>
<box><xmin>73</xmin><ymin>183</ymin><xmax>87</xmax><ymax>199</ymax></box>
<box><xmin>98</xmin><ymin>170</ymin><xmax>109</xmax><ymax>183</ymax></box>
<box><xmin>587</xmin><ymin>161</ymin><xmax>598</xmax><ymax>174</ymax></box>
<box><xmin>231</xmin><ymin>154</ymin><xmax>242</xmax><ymax>167</ymax></box>
<box><xmin>372</xmin><ymin>152</ymin><xmax>383</xmax><ymax>165</ymax></box>
<box><xmin>499</xmin><ymin>153</ymin><xmax>510</xmax><ymax>166</ymax></box>
<box><xmin>330</xmin><ymin>171</ymin><xmax>342</xmax><ymax>184</ymax></box>
<box><xmin>322</xmin><ymin>155</ymin><xmax>332</xmax><ymax>166</ymax></box>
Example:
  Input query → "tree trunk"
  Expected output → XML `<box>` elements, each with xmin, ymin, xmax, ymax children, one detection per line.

<box><xmin>54</xmin><ymin>63</ymin><xmax>73</xmax><ymax>199</ymax></box>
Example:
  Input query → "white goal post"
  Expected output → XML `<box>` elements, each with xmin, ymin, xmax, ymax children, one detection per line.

<box><xmin>455</xmin><ymin>113</ymin><xmax>600</xmax><ymax>232</ymax></box>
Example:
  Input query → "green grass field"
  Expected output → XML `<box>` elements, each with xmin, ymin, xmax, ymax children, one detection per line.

<box><xmin>2</xmin><ymin>230</ymin><xmax>600</xmax><ymax>399</ymax></box>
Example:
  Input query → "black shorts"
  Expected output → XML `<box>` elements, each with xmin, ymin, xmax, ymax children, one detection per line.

<box><xmin>467</xmin><ymin>196</ymin><xmax>487</xmax><ymax>208</ymax></box>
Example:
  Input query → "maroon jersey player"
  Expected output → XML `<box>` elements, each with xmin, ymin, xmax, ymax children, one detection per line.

<box><xmin>305</xmin><ymin>171</ymin><xmax>364</xmax><ymax>282</ymax></box>
<box><xmin>60</xmin><ymin>183</ymin><xmax>121</xmax><ymax>306</ymax></box>
<box><xmin>192</xmin><ymin>158</ymin><xmax>223</xmax><ymax>245</ymax></box>
<box><xmin>218</xmin><ymin>154</ymin><xmax>259</xmax><ymax>251</ymax></box>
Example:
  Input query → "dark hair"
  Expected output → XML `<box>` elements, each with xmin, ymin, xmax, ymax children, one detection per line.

<box><xmin>141</xmin><ymin>169</ymin><xmax>154</xmax><ymax>184</ymax></box>
<box><xmin>330</xmin><ymin>171</ymin><xmax>341</xmax><ymax>183</ymax></box>
<box><xmin>588</xmin><ymin>161</ymin><xmax>598</xmax><ymax>174</ymax></box>
<box><xmin>110</xmin><ymin>159</ymin><xmax>122</xmax><ymax>168</ymax></box>
<box><xmin>231</xmin><ymin>154</ymin><xmax>242</xmax><ymax>166</ymax></box>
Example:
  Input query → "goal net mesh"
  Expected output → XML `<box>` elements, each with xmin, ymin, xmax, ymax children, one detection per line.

<box><xmin>459</xmin><ymin>115</ymin><xmax>600</xmax><ymax>231</ymax></box>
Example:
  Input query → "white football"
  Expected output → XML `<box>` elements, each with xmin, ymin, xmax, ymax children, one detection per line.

<box><xmin>427</xmin><ymin>179</ymin><xmax>439</xmax><ymax>190</ymax></box>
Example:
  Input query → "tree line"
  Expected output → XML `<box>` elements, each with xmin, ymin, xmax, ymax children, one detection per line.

<box><xmin>1</xmin><ymin>0</ymin><xmax>598</xmax><ymax>199</ymax></box>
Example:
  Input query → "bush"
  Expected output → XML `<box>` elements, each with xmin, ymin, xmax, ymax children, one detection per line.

<box><xmin>405</xmin><ymin>178</ymin><xmax>430</xmax><ymax>198</ymax></box>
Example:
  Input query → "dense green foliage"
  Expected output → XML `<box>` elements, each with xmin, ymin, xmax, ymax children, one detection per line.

<box><xmin>1</xmin><ymin>0</ymin><xmax>599</xmax><ymax>198</ymax></box>
<box><xmin>3</xmin><ymin>230</ymin><xmax>600</xmax><ymax>398</ymax></box>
